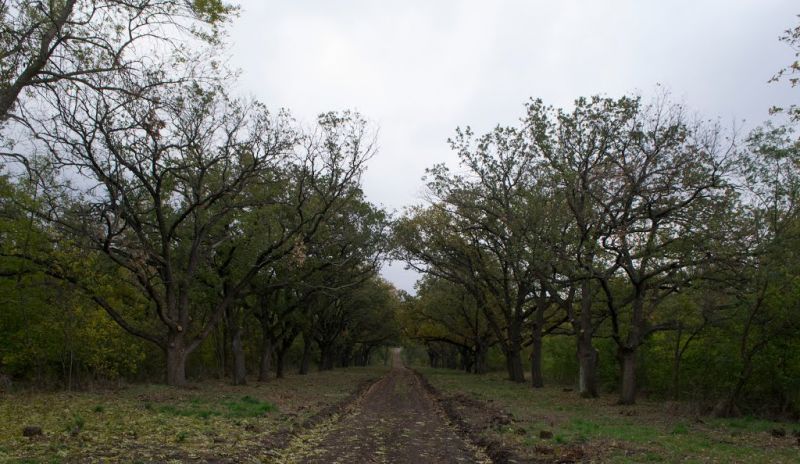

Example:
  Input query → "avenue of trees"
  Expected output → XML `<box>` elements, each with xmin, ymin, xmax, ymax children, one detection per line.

<box><xmin>0</xmin><ymin>0</ymin><xmax>400</xmax><ymax>388</ymax></box>
<box><xmin>0</xmin><ymin>0</ymin><xmax>797</xmax><ymax>421</ymax></box>
<box><xmin>395</xmin><ymin>18</ymin><xmax>800</xmax><ymax>414</ymax></box>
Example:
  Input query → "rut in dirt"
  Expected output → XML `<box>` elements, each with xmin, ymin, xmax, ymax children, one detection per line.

<box><xmin>278</xmin><ymin>348</ymin><xmax>490</xmax><ymax>464</ymax></box>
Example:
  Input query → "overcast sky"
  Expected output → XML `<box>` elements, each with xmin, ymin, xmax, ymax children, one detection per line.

<box><xmin>226</xmin><ymin>0</ymin><xmax>798</xmax><ymax>293</ymax></box>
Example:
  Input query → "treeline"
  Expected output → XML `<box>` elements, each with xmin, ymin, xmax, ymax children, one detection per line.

<box><xmin>395</xmin><ymin>22</ymin><xmax>800</xmax><ymax>415</ymax></box>
<box><xmin>0</xmin><ymin>0</ymin><xmax>400</xmax><ymax>388</ymax></box>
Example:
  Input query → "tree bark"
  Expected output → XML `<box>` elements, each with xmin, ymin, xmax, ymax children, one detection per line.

<box><xmin>258</xmin><ymin>336</ymin><xmax>273</xmax><ymax>382</ymax></box>
<box><xmin>340</xmin><ymin>346</ymin><xmax>353</xmax><ymax>368</ymax></box>
<box><xmin>506</xmin><ymin>323</ymin><xmax>526</xmax><ymax>382</ymax></box>
<box><xmin>577</xmin><ymin>280</ymin><xmax>599</xmax><ymax>398</ymax></box>
<box><xmin>530</xmin><ymin>302</ymin><xmax>545</xmax><ymax>388</ymax></box>
<box><xmin>618</xmin><ymin>348</ymin><xmax>637</xmax><ymax>405</ymax></box>
<box><xmin>617</xmin><ymin>293</ymin><xmax>645</xmax><ymax>405</ymax></box>
<box><xmin>299</xmin><ymin>333</ymin><xmax>312</xmax><ymax>375</ymax></box>
<box><xmin>275</xmin><ymin>348</ymin><xmax>286</xmax><ymax>379</ymax></box>
<box><xmin>231</xmin><ymin>324</ymin><xmax>247</xmax><ymax>385</ymax></box>
<box><xmin>530</xmin><ymin>327</ymin><xmax>544</xmax><ymax>388</ymax></box>
<box><xmin>166</xmin><ymin>333</ymin><xmax>188</xmax><ymax>386</ymax></box>
<box><xmin>506</xmin><ymin>349</ymin><xmax>525</xmax><ymax>383</ymax></box>
<box><xmin>319</xmin><ymin>343</ymin><xmax>335</xmax><ymax>371</ymax></box>
<box><xmin>475</xmin><ymin>339</ymin><xmax>488</xmax><ymax>374</ymax></box>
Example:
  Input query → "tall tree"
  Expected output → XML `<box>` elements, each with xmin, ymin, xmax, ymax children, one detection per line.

<box><xmin>18</xmin><ymin>72</ymin><xmax>371</xmax><ymax>384</ymax></box>
<box><xmin>539</xmin><ymin>95</ymin><xmax>733</xmax><ymax>404</ymax></box>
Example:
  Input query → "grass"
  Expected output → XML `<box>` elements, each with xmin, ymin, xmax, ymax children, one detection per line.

<box><xmin>0</xmin><ymin>366</ymin><xmax>388</xmax><ymax>463</ymax></box>
<box><xmin>419</xmin><ymin>367</ymin><xmax>800</xmax><ymax>463</ymax></box>
<box><xmin>153</xmin><ymin>395</ymin><xmax>276</xmax><ymax>419</ymax></box>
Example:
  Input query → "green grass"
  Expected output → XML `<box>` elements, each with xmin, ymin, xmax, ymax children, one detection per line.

<box><xmin>419</xmin><ymin>367</ymin><xmax>799</xmax><ymax>463</ymax></box>
<box><xmin>154</xmin><ymin>395</ymin><xmax>275</xmax><ymax>419</ymax></box>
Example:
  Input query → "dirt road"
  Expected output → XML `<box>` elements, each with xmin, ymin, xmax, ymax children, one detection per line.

<box><xmin>277</xmin><ymin>348</ymin><xmax>490</xmax><ymax>463</ymax></box>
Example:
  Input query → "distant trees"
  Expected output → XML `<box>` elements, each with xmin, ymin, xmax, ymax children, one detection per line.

<box><xmin>399</xmin><ymin>276</ymin><xmax>496</xmax><ymax>374</ymax></box>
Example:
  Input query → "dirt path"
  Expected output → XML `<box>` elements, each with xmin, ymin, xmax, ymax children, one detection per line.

<box><xmin>277</xmin><ymin>348</ymin><xmax>490</xmax><ymax>463</ymax></box>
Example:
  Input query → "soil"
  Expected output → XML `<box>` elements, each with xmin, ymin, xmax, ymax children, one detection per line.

<box><xmin>416</xmin><ymin>374</ymin><xmax>586</xmax><ymax>464</ymax></box>
<box><xmin>416</xmin><ymin>376</ymin><xmax>552</xmax><ymax>464</ymax></box>
<box><xmin>278</xmin><ymin>349</ymin><xmax>491</xmax><ymax>463</ymax></box>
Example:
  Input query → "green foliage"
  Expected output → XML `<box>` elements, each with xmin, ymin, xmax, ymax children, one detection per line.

<box><xmin>156</xmin><ymin>395</ymin><xmax>275</xmax><ymax>419</ymax></box>
<box><xmin>192</xmin><ymin>0</ymin><xmax>236</xmax><ymax>23</ymax></box>
<box><xmin>0</xmin><ymin>175</ymin><xmax>148</xmax><ymax>385</ymax></box>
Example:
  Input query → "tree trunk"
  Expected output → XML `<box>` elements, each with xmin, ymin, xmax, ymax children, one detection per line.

<box><xmin>166</xmin><ymin>334</ymin><xmax>189</xmax><ymax>386</ymax></box>
<box><xmin>231</xmin><ymin>325</ymin><xmax>247</xmax><ymax>385</ymax></box>
<box><xmin>619</xmin><ymin>347</ymin><xmax>637</xmax><ymax>405</ymax></box>
<box><xmin>319</xmin><ymin>343</ymin><xmax>335</xmax><ymax>371</ymax></box>
<box><xmin>577</xmin><ymin>280</ymin><xmax>599</xmax><ymax>398</ymax></box>
<box><xmin>340</xmin><ymin>346</ymin><xmax>353</xmax><ymax>368</ymax></box>
<box><xmin>506</xmin><ymin>322</ymin><xmax>525</xmax><ymax>382</ymax></box>
<box><xmin>258</xmin><ymin>336</ymin><xmax>273</xmax><ymax>382</ymax></box>
<box><xmin>215</xmin><ymin>324</ymin><xmax>227</xmax><ymax>379</ymax></box>
<box><xmin>475</xmin><ymin>340</ymin><xmax>488</xmax><ymax>374</ymax></box>
<box><xmin>531</xmin><ymin>304</ymin><xmax>545</xmax><ymax>388</ymax></box>
<box><xmin>506</xmin><ymin>348</ymin><xmax>525</xmax><ymax>383</ymax></box>
<box><xmin>530</xmin><ymin>332</ymin><xmax>544</xmax><ymax>388</ymax></box>
<box><xmin>275</xmin><ymin>348</ymin><xmax>286</xmax><ymax>379</ymax></box>
<box><xmin>618</xmin><ymin>293</ymin><xmax>645</xmax><ymax>405</ymax></box>
<box><xmin>358</xmin><ymin>345</ymin><xmax>373</xmax><ymax>366</ymax></box>
<box><xmin>459</xmin><ymin>346</ymin><xmax>472</xmax><ymax>373</ymax></box>
<box><xmin>299</xmin><ymin>333</ymin><xmax>312</xmax><ymax>375</ymax></box>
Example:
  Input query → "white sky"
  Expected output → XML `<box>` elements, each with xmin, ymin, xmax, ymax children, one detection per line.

<box><xmin>226</xmin><ymin>1</ymin><xmax>798</xmax><ymax>293</ymax></box>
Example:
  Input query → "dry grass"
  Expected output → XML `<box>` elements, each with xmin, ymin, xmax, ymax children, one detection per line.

<box><xmin>0</xmin><ymin>366</ymin><xmax>388</xmax><ymax>463</ymax></box>
<box><xmin>420</xmin><ymin>367</ymin><xmax>800</xmax><ymax>463</ymax></box>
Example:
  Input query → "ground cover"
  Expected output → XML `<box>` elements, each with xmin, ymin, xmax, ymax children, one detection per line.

<box><xmin>0</xmin><ymin>366</ymin><xmax>387</xmax><ymax>463</ymax></box>
<box><xmin>420</xmin><ymin>368</ymin><xmax>800</xmax><ymax>463</ymax></box>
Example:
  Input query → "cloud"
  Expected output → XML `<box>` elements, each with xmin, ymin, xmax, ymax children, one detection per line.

<box><xmin>227</xmin><ymin>0</ymin><xmax>798</xmax><ymax>292</ymax></box>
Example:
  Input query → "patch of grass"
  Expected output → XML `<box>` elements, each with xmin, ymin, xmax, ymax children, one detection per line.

<box><xmin>64</xmin><ymin>415</ymin><xmax>85</xmax><ymax>433</ymax></box>
<box><xmin>224</xmin><ymin>395</ymin><xmax>275</xmax><ymax>418</ymax></box>
<box><xmin>93</xmin><ymin>405</ymin><xmax>104</xmax><ymax>413</ymax></box>
<box><xmin>711</xmin><ymin>415</ymin><xmax>784</xmax><ymax>433</ymax></box>
<box><xmin>156</xmin><ymin>395</ymin><xmax>275</xmax><ymax>419</ymax></box>
<box><xmin>643</xmin><ymin>451</ymin><xmax>664</xmax><ymax>462</ymax></box>
<box><xmin>671</xmin><ymin>423</ymin><xmax>689</xmax><ymax>435</ymax></box>
<box><xmin>175</xmin><ymin>431</ymin><xmax>189</xmax><ymax>443</ymax></box>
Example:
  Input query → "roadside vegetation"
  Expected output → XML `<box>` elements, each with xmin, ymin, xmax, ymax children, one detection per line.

<box><xmin>422</xmin><ymin>367</ymin><xmax>800</xmax><ymax>463</ymax></box>
<box><xmin>395</xmin><ymin>16</ymin><xmax>800</xmax><ymax>423</ymax></box>
<box><xmin>0</xmin><ymin>366</ymin><xmax>387</xmax><ymax>463</ymax></box>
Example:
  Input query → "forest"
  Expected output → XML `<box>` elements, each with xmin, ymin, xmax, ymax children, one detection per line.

<box><xmin>0</xmin><ymin>2</ymin><xmax>799</xmax><ymax>462</ymax></box>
